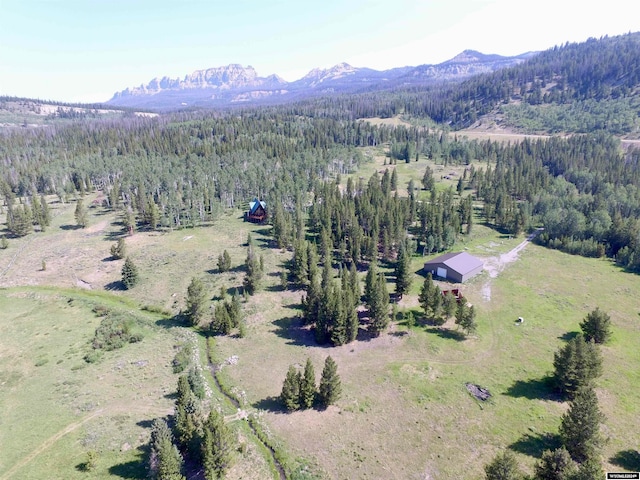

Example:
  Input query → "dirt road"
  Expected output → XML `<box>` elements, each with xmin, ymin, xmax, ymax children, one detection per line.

<box><xmin>482</xmin><ymin>228</ymin><xmax>543</xmax><ymax>301</ymax></box>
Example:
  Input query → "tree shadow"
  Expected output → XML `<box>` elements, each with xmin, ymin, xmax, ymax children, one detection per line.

<box><xmin>558</xmin><ymin>331</ymin><xmax>580</xmax><ymax>341</ymax></box>
<box><xmin>60</xmin><ymin>224</ymin><xmax>83</xmax><ymax>231</ymax></box>
<box><xmin>389</xmin><ymin>331</ymin><xmax>408</xmax><ymax>338</ymax></box>
<box><xmin>425</xmin><ymin>327</ymin><xmax>466</xmax><ymax>341</ymax></box>
<box><xmin>265</xmin><ymin>284</ymin><xmax>286</xmax><ymax>293</ymax></box>
<box><xmin>103</xmin><ymin>230</ymin><xmax>124</xmax><ymax>241</ymax></box>
<box><xmin>155</xmin><ymin>314</ymin><xmax>186</xmax><ymax>329</ymax></box>
<box><xmin>104</xmin><ymin>281</ymin><xmax>126</xmax><ymax>291</ymax></box>
<box><xmin>503</xmin><ymin>376</ymin><xmax>560</xmax><ymax>401</ymax></box>
<box><xmin>509</xmin><ymin>432</ymin><xmax>561</xmax><ymax>458</ymax></box>
<box><xmin>610</xmin><ymin>450</ymin><xmax>640</xmax><ymax>472</ymax></box>
<box><xmin>253</xmin><ymin>395</ymin><xmax>286</xmax><ymax>413</ymax></box>
<box><xmin>108</xmin><ymin>457</ymin><xmax>146</xmax><ymax>479</ymax></box>
<box><xmin>206</xmin><ymin>264</ymin><xmax>246</xmax><ymax>275</ymax></box>
<box><xmin>272</xmin><ymin>316</ymin><xmax>322</xmax><ymax>347</ymax></box>
<box><xmin>136</xmin><ymin>419</ymin><xmax>155</xmax><ymax>429</ymax></box>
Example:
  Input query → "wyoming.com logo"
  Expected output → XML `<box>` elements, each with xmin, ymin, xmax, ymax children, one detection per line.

<box><xmin>607</xmin><ymin>473</ymin><xmax>640</xmax><ymax>479</ymax></box>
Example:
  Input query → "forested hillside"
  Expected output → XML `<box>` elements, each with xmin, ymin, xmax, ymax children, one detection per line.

<box><xmin>288</xmin><ymin>32</ymin><xmax>640</xmax><ymax>135</ymax></box>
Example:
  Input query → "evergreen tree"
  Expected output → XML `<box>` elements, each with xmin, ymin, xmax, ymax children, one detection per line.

<box><xmin>74</xmin><ymin>198</ymin><xmax>89</xmax><ymax>228</ymax></box>
<box><xmin>302</xmin><ymin>274</ymin><xmax>321</xmax><ymax>326</ymax></box>
<box><xmin>318</xmin><ymin>356</ymin><xmax>341</xmax><ymax>408</ymax></box>
<box><xmin>300</xmin><ymin>358</ymin><xmax>317</xmax><ymax>409</ymax></box>
<box><xmin>579</xmin><ymin>307</ymin><xmax>612</xmax><ymax>344</ymax></box>
<box><xmin>174</xmin><ymin>376</ymin><xmax>201</xmax><ymax>456</ymax></box>
<box><xmin>394</xmin><ymin>244</ymin><xmax>412</xmax><ymax>297</ymax></box>
<box><xmin>149</xmin><ymin>418</ymin><xmax>185</xmax><ymax>480</ymax></box>
<box><xmin>121</xmin><ymin>256</ymin><xmax>139</xmax><ymax>289</ymax></box>
<box><xmin>559</xmin><ymin>386</ymin><xmax>605</xmax><ymax>463</ymax></box>
<box><xmin>363</xmin><ymin>261</ymin><xmax>378</xmax><ymax>307</ymax></box>
<box><xmin>348</xmin><ymin>261</ymin><xmax>360</xmax><ymax>301</ymax></box>
<box><xmin>217</xmin><ymin>250</ymin><xmax>232</xmax><ymax>272</ymax></box>
<box><xmin>419</xmin><ymin>273</ymin><xmax>442</xmax><ymax>322</ymax></box>
<box><xmin>201</xmin><ymin>409</ymin><xmax>234</xmax><ymax>480</ymax></box>
<box><xmin>110</xmin><ymin>238</ymin><xmax>126</xmax><ymax>259</ymax></box>
<box><xmin>534</xmin><ymin>448</ymin><xmax>576</xmax><ymax>480</ymax></box>
<box><xmin>290</xmin><ymin>239</ymin><xmax>308</xmax><ymax>286</ymax></box>
<box><xmin>0</xmin><ymin>236</ymin><xmax>8</xmax><ymax>249</ymax></box>
<box><xmin>553</xmin><ymin>334</ymin><xmax>602</xmax><ymax>399</ymax></box>
<box><xmin>243</xmin><ymin>241</ymin><xmax>262</xmax><ymax>295</ymax></box>
<box><xmin>369</xmin><ymin>272</ymin><xmax>389</xmax><ymax>337</ymax></box>
<box><xmin>344</xmin><ymin>288</ymin><xmax>360</xmax><ymax>343</ymax></box>
<box><xmin>144</xmin><ymin>200</ymin><xmax>161</xmax><ymax>230</ymax></box>
<box><xmin>185</xmin><ymin>277</ymin><xmax>207</xmax><ymax>327</ymax></box>
<box><xmin>456</xmin><ymin>303</ymin><xmax>477</xmax><ymax>336</ymax></box>
<box><xmin>442</xmin><ymin>291</ymin><xmax>457</xmax><ymax>319</ymax></box>
<box><xmin>483</xmin><ymin>450</ymin><xmax>523</xmax><ymax>480</ymax></box>
<box><xmin>8</xmin><ymin>204</ymin><xmax>33</xmax><ymax>236</ymax></box>
<box><xmin>568</xmin><ymin>455</ymin><xmax>604</xmax><ymax>480</ymax></box>
<box><xmin>280</xmin><ymin>365</ymin><xmax>301</xmax><ymax>411</ymax></box>
<box><xmin>40</xmin><ymin>195</ymin><xmax>51</xmax><ymax>228</ymax></box>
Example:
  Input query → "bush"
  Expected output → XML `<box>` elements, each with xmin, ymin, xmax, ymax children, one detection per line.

<box><xmin>172</xmin><ymin>344</ymin><xmax>193</xmax><ymax>374</ymax></box>
<box><xmin>91</xmin><ymin>314</ymin><xmax>140</xmax><ymax>352</ymax></box>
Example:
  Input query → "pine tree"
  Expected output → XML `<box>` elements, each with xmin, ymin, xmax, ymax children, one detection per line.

<box><xmin>291</xmin><ymin>239</ymin><xmax>308</xmax><ymax>286</ymax></box>
<box><xmin>534</xmin><ymin>448</ymin><xmax>576</xmax><ymax>480</ymax></box>
<box><xmin>394</xmin><ymin>244</ymin><xmax>412</xmax><ymax>298</ymax></box>
<box><xmin>40</xmin><ymin>195</ymin><xmax>51</xmax><ymax>228</ymax></box>
<box><xmin>553</xmin><ymin>334</ymin><xmax>602</xmax><ymax>399</ymax></box>
<box><xmin>579</xmin><ymin>307</ymin><xmax>612</xmax><ymax>344</ymax></box>
<box><xmin>121</xmin><ymin>256</ymin><xmax>139</xmax><ymax>289</ymax></box>
<box><xmin>363</xmin><ymin>261</ymin><xmax>378</xmax><ymax>307</ymax></box>
<box><xmin>217</xmin><ymin>250</ymin><xmax>232</xmax><ymax>272</ymax></box>
<box><xmin>280</xmin><ymin>365</ymin><xmax>301</xmax><ymax>411</ymax></box>
<box><xmin>559</xmin><ymin>386</ymin><xmax>605</xmax><ymax>463</ymax></box>
<box><xmin>201</xmin><ymin>409</ymin><xmax>234</xmax><ymax>480</ymax></box>
<box><xmin>483</xmin><ymin>450</ymin><xmax>523</xmax><ymax>480</ymax></box>
<box><xmin>456</xmin><ymin>303</ymin><xmax>477</xmax><ymax>336</ymax></box>
<box><xmin>442</xmin><ymin>291</ymin><xmax>457</xmax><ymax>319</ymax></box>
<box><xmin>418</xmin><ymin>272</ymin><xmax>434</xmax><ymax>314</ymax></box>
<box><xmin>145</xmin><ymin>200</ymin><xmax>160</xmax><ymax>230</ymax></box>
<box><xmin>149</xmin><ymin>418</ymin><xmax>185</xmax><ymax>480</ymax></box>
<box><xmin>369</xmin><ymin>272</ymin><xmax>389</xmax><ymax>337</ymax></box>
<box><xmin>75</xmin><ymin>198</ymin><xmax>88</xmax><ymax>228</ymax></box>
<box><xmin>8</xmin><ymin>204</ymin><xmax>33</xmax><ymax>236</ymax></box>
<box><xmin>243</xmin><ymin>241</ymin><xmax>262</xmax><ymax>295</ymax></box>
<box><xmin>348</xmin><ymin>261</ymin><xmax>360</xmax><ymax>302</ymax></box>
<box><xmin>569</xmin><ymin>455</ymin><xmax>604</xmax><ymax>480</ymax></box>
<box><xmin>186</xmin><ymin>277</ymin><xmax>207</xmax><ymax>327</ymax></box>
<box><xmin>318</xmin><ymin>356</ymin><xmax>341</xmax><ymax>408</ymax></box>
<box><xmin>299</xmin><ymin>358</ymin><xmax>317</xmax><ymax>409</ymax></box>
<box><xmin>110</xmin><ymin>238</ymin><xmax>126</xmax><ymax>259</ymax></box>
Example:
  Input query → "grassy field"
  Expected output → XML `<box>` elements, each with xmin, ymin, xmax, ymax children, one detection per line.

<box><xmin>1</xmin><ymin>155</ymin><xmax>640</xmax><ymax>479</ymax></box>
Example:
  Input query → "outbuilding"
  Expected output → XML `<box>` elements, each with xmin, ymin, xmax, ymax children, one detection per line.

<box><xmin>424</xmin><ymin>252</ymin><xmax>483</xmax><ymax>283</ymax></box>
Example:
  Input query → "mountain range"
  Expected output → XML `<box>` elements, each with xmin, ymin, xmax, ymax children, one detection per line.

<box><xmin>107</xmin><ymin>50</ymin><xmax>536</xmax><ymax>110</ymax></box>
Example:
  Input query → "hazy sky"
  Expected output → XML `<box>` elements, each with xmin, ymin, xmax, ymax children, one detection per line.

<box><xmin>1</xmin><ymin>0</ymin><xmax>638</xmax><ymax>103</ymax></box>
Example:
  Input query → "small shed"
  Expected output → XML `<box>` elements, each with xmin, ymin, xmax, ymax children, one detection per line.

<box><xmin>424</xmin><ymin>252</ymin><xmax>483</xmax><ymax>283</ymax></box>
<box><xmin>246</xmin><ymin>198</ymin><xmax>267</xmax><ymax>223</ymax></box>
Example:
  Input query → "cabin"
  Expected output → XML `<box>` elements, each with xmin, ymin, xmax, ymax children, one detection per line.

<box><xmin>246</xmin><ymin>198</ymin><xmax>267</xmax><ymax>223</ymax></box>
<box><xmin>424</xmin><ymin>252</ymin><xmax>483</xmax><ymax>283</ymax></box>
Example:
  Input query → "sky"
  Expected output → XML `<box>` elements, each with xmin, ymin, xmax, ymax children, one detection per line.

<box><xmin>1</xmin><ymin>0</ymin><xmax>638</xmax><ymax>103</ymax></box>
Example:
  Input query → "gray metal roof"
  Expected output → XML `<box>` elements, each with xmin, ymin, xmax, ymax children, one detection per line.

<box><xmin>424</xmin><ymin>252</ymin><xmax>483</xmax><ymax>275</ymax></box>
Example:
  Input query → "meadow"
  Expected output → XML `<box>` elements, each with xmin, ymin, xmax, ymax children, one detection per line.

<box><xmin>1</xmin><ymin>148</ymin><xmax>639</xmax><ymax>479</ymax></box>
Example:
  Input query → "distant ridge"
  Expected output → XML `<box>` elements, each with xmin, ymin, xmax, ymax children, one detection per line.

<box><xmin>107</xmin><ymin>50</ymin><xmax>533</xmax><ymax>110</ymax></box>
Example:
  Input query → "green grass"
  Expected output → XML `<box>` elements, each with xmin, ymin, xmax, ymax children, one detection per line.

<box><xmin>2</xmin><ymin>183</ymin><xmax>640</xmax><ymax>479</ymax></box>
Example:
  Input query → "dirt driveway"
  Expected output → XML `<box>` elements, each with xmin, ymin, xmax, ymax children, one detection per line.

<box><xmin>481</xmin><ymin>228</ymin><xmax>543</xmax><ymax>301</ymax></box>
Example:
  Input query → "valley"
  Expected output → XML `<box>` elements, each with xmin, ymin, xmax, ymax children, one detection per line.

<box><xmin>2</xmin><ymin>31</ymin><xmax>640</xmax><ymax>480</ymax></box>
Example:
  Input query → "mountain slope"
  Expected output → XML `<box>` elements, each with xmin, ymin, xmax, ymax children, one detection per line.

<box><xmin>107</xmin><ymin>51</ymin><xmax>532</xmax><ymax>110</ymax></box>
